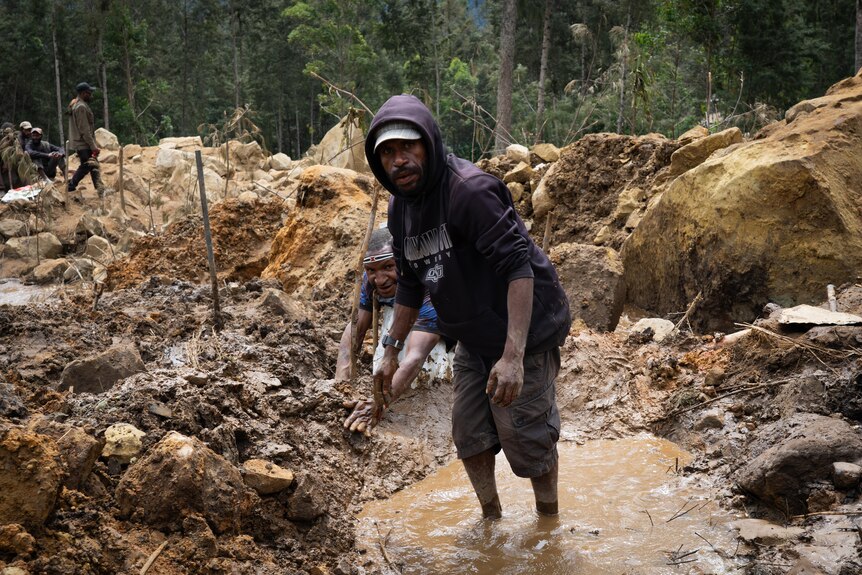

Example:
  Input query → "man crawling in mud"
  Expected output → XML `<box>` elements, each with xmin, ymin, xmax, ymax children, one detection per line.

<box><xmin>363</xmin><ymin>95</ymin><xmax>571</xmax><ymax>519</ymax></box>
<box><xmin>337</xmin><ymin>226</ymin><xmax>449</xmax><ymax>435</ymax></box>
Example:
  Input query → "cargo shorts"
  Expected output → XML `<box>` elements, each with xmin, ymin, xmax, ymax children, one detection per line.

<box><xmin>451</xmin><ymin>343</ymin><xmax>561</xmax><ymax>478</ymax></box>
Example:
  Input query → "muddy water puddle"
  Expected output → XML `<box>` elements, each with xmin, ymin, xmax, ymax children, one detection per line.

<box><xmin>359</xmin><ymin>435</ymin><xmax>742</xmax><ymax>574</ymax></box>
<box><xmin>0</xmin><ymin>279</ymin><xmax>58</xmax><ymax>305</ymax></box>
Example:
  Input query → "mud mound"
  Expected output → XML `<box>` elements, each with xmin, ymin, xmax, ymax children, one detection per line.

<box><xmin>107</xmin><ymin>197</ymin><xmax>286</xmax><ymax>289</ymax></box>
<box><xmin>540</xmin><ymin>133</ymin><xmax>679</xmax><ymax>250</ymax></box>
<box><xmin>262</xmin><ymin>165</ymin><xmax>387</xmax><ymax>297</ymax></box>
<box><xmin>622</xmin><ymin>70</ymin><xmax>862</xmax><ymax>330</ymax></box>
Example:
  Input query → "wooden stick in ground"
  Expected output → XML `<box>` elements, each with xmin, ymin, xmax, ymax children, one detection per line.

<box><xmin>673</xmin><ymin>291</ymin><xmax>703</xmax><ymax>333</ymax></box>
<box><xmin>118</xmin><ymin>146</ymin><xmax>126</xmax><ymax>213</ymax></box>
<box><xmin>194</xmin><ymin>150</ymin><xmax>222</xmax><ymax>331</ymax></box>
<box><xmin>372</xmin><ymin>294</ymin><xmax>380</xmax><ymax>352</ymax></box>
<box><xmin>349</xmin><ymin>186</ymin><xmax>380</xmax><ymax>383</ymax></box>
<box><xmin>542</xmin><ymin>210</ymin><xmax>554</xmax><ymax>253</ymax></box>
<box><xmin>147</xmin><ymin>181</ymin><xmax>155</xmax><ymax>234</ymax></box>
<box><xmin>140</xmin><ymin>541</ymin><xmax>168</xmax><ymax>575</ymax></box>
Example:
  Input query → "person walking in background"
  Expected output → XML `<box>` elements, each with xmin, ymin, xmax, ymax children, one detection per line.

<box><xmin>67</xmin><ymin>82</ymin><xmax>104</xmax><ymax>196</ymax></box>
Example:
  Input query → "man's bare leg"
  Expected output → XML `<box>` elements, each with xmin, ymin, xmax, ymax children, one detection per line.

<box><xmin>530</xmin><ymin>460</ymin><xmax>559</xmax><ymax>516</ymax></box>
<box><xmin>462</xmin><ymin>449</ymin><xmax>502</xmax><ymax>519</ymax></box>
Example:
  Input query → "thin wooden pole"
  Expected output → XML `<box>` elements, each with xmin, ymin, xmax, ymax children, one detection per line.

<box><xmin>542</xmin><ymin>210</ymin><xmax>554</xmax><ymax>253</ymax></box>
<box><xmin>349</xmin><ymin>186</ymin><xmax>380</xmax><ymax>379</ymax></box>
<box><xmin>195</xmin><ymin>150</ymin><xmax>222</xmax><ymax>330</ymax></box>
<box><xmin>372</xmin><ymin>296</ymin><xmax>380</xmax><ymax>352</ymax></box>
<box><xmin>118</xmin><ymin>147</ymin><xmax>126</xmax><ymax>212</ymax></box>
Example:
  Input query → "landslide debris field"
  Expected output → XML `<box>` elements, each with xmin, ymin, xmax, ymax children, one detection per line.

<box><xmin>2</xmin><ymin>73</ymin><xmax>862</xmax><ymax>575</ymax></box>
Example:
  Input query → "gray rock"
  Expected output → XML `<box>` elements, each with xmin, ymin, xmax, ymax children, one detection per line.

<box><xmin>548</xmin><ymin>242</ymin><xmax>626</xmax><ymax>332</ymax></box>
<box><xmin>30</xmin><ymin>258</ymin><xmax>68</xmax><ymax>284</ymax></box>
<box><xmin>63</xmin><ymin>258</ymin><xmax>96</xmax><ymax>282</ymax></box>
<box><xmin>258</xmin><ymin>288</ymin><xmax>308</xmax><ymax>322</ymax></box>
<box><xmin>731</xmin><ymin>518</ymin><xmax>803</xmax><ymax>544</ymax></box>
<box><xmin>58</xmin><ymin>342</ymin><xmax>146</xmax><ymax>394</ymax></box>
<box><xmin>83</xmin><ymin>236</ymin><xmax>112</xmax><ymax>263</ymax></box>
<box><xmin>505</xmin><ymin>144</ymin><xmax>530</xmax><ymax>164</ymax></box>
<box><xmin>832</xmin><ymin>461</ymin><xmax>862</xmax><ymax>490</ymax></box>
<box><xmin>631</xmin><ymin>318</ymin><xmax>675</xmax><ymax>342</ymax></box>
<box><xmin>694</xmin><ymin>409</ymin><xmax>724</xmax><ymax>431</ymax></box>
<box><xmin>735</xmin><ymin>413</ymin><xmax>862</xmax><ymax>513</ymax></box>
<box><xmin>3</xmin><ymin>233</ymin><xmax>62</xmax><ymax>260</ymax></box>
<box><xmin>287</xmin><ymin>471</ymin><xmax>326</xmax><ymax>521</ymax></box>
<box><xmin>0</xmin><ymin>219</ymin><xmax>26</xmax><ymax>239</ymax></box>
<box><xmin>102</xmin><ymin>423</ymin><xmax>145</xmax><ymax>464</ymax></box>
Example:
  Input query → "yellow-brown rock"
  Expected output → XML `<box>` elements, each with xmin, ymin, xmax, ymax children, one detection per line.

<box><xmin>666</xmin><ymin>127</ymin><xmax>743</xmax><ymax>178</ymax></box>
<box><xmin>623</xmin><ymin>70</ymin><xmax>862</xmax><ymax>330</ymax></box>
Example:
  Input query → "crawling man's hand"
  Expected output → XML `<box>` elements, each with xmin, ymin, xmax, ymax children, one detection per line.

<box><xmin>342</xmin><ymin>398</ymin><xmax>384</xmax><ymax>436</ymax></box>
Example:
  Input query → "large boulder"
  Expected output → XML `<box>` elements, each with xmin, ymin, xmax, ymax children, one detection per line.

<box><xmin>310</xmin><ymin>114</ymin><xmax>370</xmax><ymax>173</ymax></box>
<box><xmin>58</xmin><ymin>342</ymin><xmax>145</xmax><ymax>394</ymax></box>
<box><xmin>269</xmin><ymin>152</ymin><xmax>293</xmax><ymax>171</ymax></box>
<box><xmin>0</xmin><ymin>425</ymin><xmax>63</xmax><ymax>529</ymax></box>
<box><xmin>95</xmin><ymin>127</ymin><xmax>120</xmax><ymax>150</ymax></box>
<box><xmin>3</xmin><ymin>233</ymin><xmax>62</xmax><ymax>260</ymax></box>
<box><xmin>0</xmin><ymin>219</ymin><xmax>25</xmax><ymax>239</ymax></box>
<box><xmin>222</xmin><ymin>140</ymin><xmax>264</xmax><ymax>169</ymax></box>
<box><xmin>623</xmin><ymin>71</ymin><xmax>862</xmax><ymax>330</ymax></box>
<box><xmin>158</xmin><ymin>136</ymin><xmax>203</xmax><ymax>150</ymax></box>
<box><xmin>735</xmin><ymin>413</ymin><xmax>862</xmax><ymax>514</ymax></box>
<box><xmin>549</xmin><ymin>243</ymin><xmax>626</xmax><ymax>331</ymax></box>
<box><xmin>666</xmin><ymin>127</ymin><xmax>743</xmax><ymax>177</ymax></box>
<box><xmin>116</xmin><ymin>432</ymin><xmax>256</xmax><ymax>534</ymax></box>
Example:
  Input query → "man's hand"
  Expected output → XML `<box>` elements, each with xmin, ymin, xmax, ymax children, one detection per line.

<box><xmin>373</xmin><ymin>354</ymin><xmax>399</xmax><ymax>409</ymax></box>
<box><xmin>486</xmin><ymin>355</ymin><xmax>524</xmax><ymax>408</ymax></box>
<box><xmin>342</xmin><ymin>399</ymin><xmax>384</xmax><ymax>436</ymax></box>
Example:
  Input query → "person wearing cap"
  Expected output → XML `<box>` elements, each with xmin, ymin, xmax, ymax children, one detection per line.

<box><xmin>26</xmin><ymin>128</ymin><xmax>66</xmax><ymax>181</ymax></box>
<box><xmin>337</xmin><ymin>227</ymin><xmax>450</xmax><ymax>435</ymax></box>
<box><xmin>17</xmin><ymin>121</ymin><xmax>32</xmax><ymax>152</ymax></box>
<box><xmin>67</xmin><ymin>82</ymin><xmax>103</xmax><ymax>195</ymax></box>
<box><xmin>364</xmin><ymin>95</ymin><xmax>571</xmax><ymax>519</ymax></box>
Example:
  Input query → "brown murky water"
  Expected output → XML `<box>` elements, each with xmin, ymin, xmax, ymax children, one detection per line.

<box><xmin>359</xmin><ymin>436</ymin><xmax>742</xmax><ymax>574</ymax></box>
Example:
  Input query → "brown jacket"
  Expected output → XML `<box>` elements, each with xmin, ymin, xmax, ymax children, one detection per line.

<box><xmin>69</xmin><ymin>99</ymin><xmax>97</xmax><ymax>150</ymax></box>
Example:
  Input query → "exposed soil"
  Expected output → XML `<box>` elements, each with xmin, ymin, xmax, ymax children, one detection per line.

<box><xmin>1</xmin><ymin>133</ymin><xmax>861</xmax><ymax>575</ymax></box>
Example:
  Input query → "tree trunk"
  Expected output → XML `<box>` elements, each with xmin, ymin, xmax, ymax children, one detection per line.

<box><xmin>616</xmin><ymin>9</ymin><xmax>631</xmax><ymax>134</ymax></box>
<box><xmin>51</xmin><ymin>1</ymin><xmax>65</xmax><ymax>144</ymax></box>
<box><xmin>97</xmin><ymin>1</ymin><xmax>110</xmax><ymax>130</ymax></box>
<box><xmin>856</xmin><ymin>0</ymin><xmax>862</xmax><ymax>74</ymax></box>
<box><xmin>535</xmin><ymin>0</ymin><xmax>553</xmax><ymax>143</ymax></box>
<box><xmin>494</xmin><ymin>0</ymin><xmax>517</xmax><ymax>154</ymax></box>
<box><xmin>121</xmin><ymin>0</ymin><xmax>137</xmax><ymax>139</ymax></box>
<box><xmin>232</xmin><ymin>5</ymin><xmax>241</xmax><ymax>109</ymax></box>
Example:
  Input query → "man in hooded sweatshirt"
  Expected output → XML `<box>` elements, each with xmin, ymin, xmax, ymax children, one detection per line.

<box><xmin>364</xmin><ymin>94</ymin><xmax>571</xmax><ymax>519</ymax></box>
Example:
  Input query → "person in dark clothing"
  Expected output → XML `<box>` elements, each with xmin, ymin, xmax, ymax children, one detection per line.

<box><xmin>18</xmin><ymin>121</ymin><xmax>32</xmax><ymax>152</ymax></box>
<box><xmin>67</xmin><ymin>82</ymin><xmax>103</xmax><ymax>196</ymax></box>
<box><xmin>364</xmin><ymin>94</ymin><xmax>571</xmax><ymax>519</ymax></box>
<box><xmin>26</xmin><ymin>128</ymin><xmax>66</xmax><ymax>180</ymax></box>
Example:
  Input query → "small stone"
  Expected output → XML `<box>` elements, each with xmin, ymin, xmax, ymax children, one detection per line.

<box><xmin>531</xmin><ymin>143</ymin><xmax>560</xmax><ymax>163</ymax></box>
<box><xmin>287</xmin><ymin>471</ymin><xmax>326</xmax><ymax>521</ymax></box>
<box><xmin>102</xmin><ymin>423</ymin><xmax>145</xmax><ymax>464</ymax></box>
<box><xmin>630</xmin><ymin>318</ymin><xmax>675</xmax><ymax>342</ymax></box>
<box><xmin>59</xmin><ymin>342</ymin><xmax>145</xmax><ymax>394</ymax></box>
<box><xmin>507</xmin><ymin>181</ymin><xmax>524</xmax><ymax>202</ymax></box>
<box><xmin>833</xmin><ymin>461</ymin><xmax>862</xmax><ymax>490</ymax></box>
<box><xmin>731</xmin><ymin>518</ymin><xmax>804</xmax><ymax>544</ymax></box>
<box><xmin>258</xmin><ymin>288</ymin><xmax>308</xmax><ymax>322</ymax></box>
<box><xmin>503</xmin><ymin>161</ymin><xmax>533</xmax><ymax>184</ymax></box>
<box><xmin>242</xmin><ymin>459</ymin><xmax>294</xmax><ymax>495</ymax></box>
<box><xmin>505</xmin><ymin>144</ymin><xmax>530</xmax><ymax>164</ymax></box>
<box><xmin>147</xmin><ymin>402</ymin><xmax>173</xmax><ymax>418</ymax></box>
<box><xmin>694</xmin><ymin>409</ymin><xmax>724</xmax><ymax>431</ymax></box>
<box><xmin>704</xmin><ymin>368</ymin><xmax>726</xmax><ymax>388</ymax></box>
<box><xmin>183</xmin><ymin>372</ymin><xmax>210</xmax><ymax>386</ymax></box>
<box><xmin>84</xmin><ymin>236</ymin><xmax>112</xmax><ymax>262</ymax></box>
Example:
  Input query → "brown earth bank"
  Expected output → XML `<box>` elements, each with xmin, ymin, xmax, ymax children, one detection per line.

<box><xmin>2</xmin><ymin>74</ymin><xmax>862</xmax><ymax>574</ymax></box>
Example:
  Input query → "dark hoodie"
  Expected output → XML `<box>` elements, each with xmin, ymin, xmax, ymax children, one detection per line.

<box><xmin>366</xmin><ymin>94</ymin><xmax>570</xmax><ymax>357</ymax></box>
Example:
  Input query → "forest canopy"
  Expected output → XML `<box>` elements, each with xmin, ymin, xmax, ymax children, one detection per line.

<box><xmin>1</xmin><ymin>0</ymin><xmax>858</xmax><ymax>160</ymax></box>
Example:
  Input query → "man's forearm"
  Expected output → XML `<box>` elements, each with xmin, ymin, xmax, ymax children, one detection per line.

<box><xmin>503</xmin><ymin>277</ymin><xmax>533</xmax><ymax>361</ymax></box>
<box><xmin>381</xmin><ymin>304</ymin><xmax>419</xmax><ymax>358</ymax></box>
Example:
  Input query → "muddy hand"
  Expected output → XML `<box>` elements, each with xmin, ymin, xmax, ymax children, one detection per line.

<box><xmin>343</xmin><ymin>399</ymin><xmax>384</xmax><ymax>436</ymax></box>
<box><xmin>487</xmin><ymin>356</ymin><xmax>524</xmax><ymax>408</ymax></box>
<box><xmin>373</xmin><ymin>355</ymin><xmax>399</xmax><ymax>409</ymax></box>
